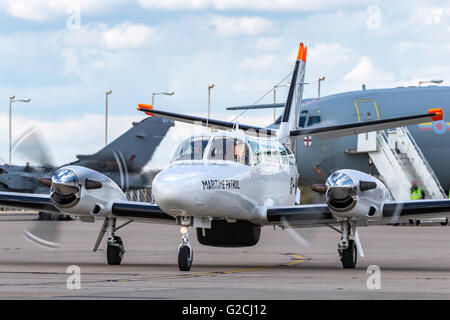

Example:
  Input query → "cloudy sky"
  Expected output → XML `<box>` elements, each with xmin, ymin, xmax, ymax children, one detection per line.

<box><xmin>1</xmin><ymin>0</ymin><xmax>450</xmax><ymax>168</ymax></box>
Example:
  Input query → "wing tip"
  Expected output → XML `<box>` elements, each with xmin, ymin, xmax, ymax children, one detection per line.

<box><xmin>137</xmin><ymin>103</ymin><xmax>154</xmax><ymax>116</ymax></box>
<box><xmin>428</xmin><ymin>108</ymin><xmax>443</xmax><ymax>121</ymax></box>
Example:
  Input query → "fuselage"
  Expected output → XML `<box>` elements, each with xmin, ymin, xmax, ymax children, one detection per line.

<box><xmin>293</xmin><ymin>86</ymin><xmax>450</xmax><ymax>191</ymax></box>
<box><xmin>152</xmin><ymin>131</ymin><xmax>298</xmax><ymax>222</ymax></box>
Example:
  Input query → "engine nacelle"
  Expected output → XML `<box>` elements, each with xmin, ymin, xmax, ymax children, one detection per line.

<box><xmin>325</xmin><ymin>169</ymin><xmax>393</xmax><ymax>220</ymax></box>
<box><xmin>49</xmin><ymin>165</ymin><xmax>126</xmax><ymax>217</ymax></box>
<box><xmin>196</xmin><ymin>220</ymin><xmax>261</xmax><ymax>247</ymax></box>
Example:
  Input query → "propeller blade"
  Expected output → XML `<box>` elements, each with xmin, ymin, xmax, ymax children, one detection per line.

<box><xmin>311</xmin><ymin>184</ymin><xmax>327</xmax><ymax>193</ymax></box>
<box><xmin>354</xmin><ymin>230</ymin><xmax>365</xmax><ymax>258</ymax></box>
<box><xmin>280</xmin><ymin>216</ymin><xmax>311</xmax><ymax>247</ymax></box>
<box><xmin>12</xmin><ymin>126</ymin><xmax>55</xmax><ymax>168</ymax></box>
<box><xmin>23</xmin><ymin>220</ymin><xmax>61</xmax><ymax>249</ymax></box>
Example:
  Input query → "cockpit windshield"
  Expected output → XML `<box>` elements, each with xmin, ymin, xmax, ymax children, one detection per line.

<box><xmin>207</xmin><ymin>137</ymin><xmax>250</xmax><ymax>165</ymax></box>
<box><xmin>171</xmin><ymin>136</ymin><xmax>210</xmax><ymax>162</ymax></box>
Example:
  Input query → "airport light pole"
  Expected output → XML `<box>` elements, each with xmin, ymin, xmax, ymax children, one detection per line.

<box><xmin>9</xmin><ymin>96</ymin><xmax>31</xmax><ymax>165</ymax></box>
<box><xmin>105</xmin><ymin>90</ymin><xmax>112</xmax><ymax>146</ymax></box>
<box><xmin>318</xmin><ymin>76</ymin><xmax>325</xmax><ymax>98</ymax></box>
<box><xmin>418</xmin><ymin>79</ymin><xmax>443</xmax><ymax>87</ymax></box>
<box><xmin>207</xmin><ymin>84</ymin><xmax>214</xmax><ymax>126</ymax></box>
<box><xmin>152</xmin><ymin>91</ymin><xmax>175</xmax><ymax>108</ymax></box>
<box><xmin>273</xmin><ymin>83</ymin><xmax>290</xmax><ymax>121</ymax></box>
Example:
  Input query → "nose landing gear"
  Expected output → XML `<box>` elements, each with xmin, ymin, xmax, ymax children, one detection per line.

<box><xmin>337</xmin><ymin>221</ymin><xmax>357</xmax><ymax>269</ymax></box>
<box><xmin>178</xmin><ymin>226</ymin><xmax>193</xmax><ymax>271</ymax></box>
<box><xmin>177</xmin><ymin>216</ymin><xmax>194</xmax><ymax>271</ymax></box>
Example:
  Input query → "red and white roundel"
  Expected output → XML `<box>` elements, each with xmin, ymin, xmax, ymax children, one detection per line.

<box><xmin>304</xmin><ymin>136</ymin><xmax>312</xmax><ymax>147</ymax></box>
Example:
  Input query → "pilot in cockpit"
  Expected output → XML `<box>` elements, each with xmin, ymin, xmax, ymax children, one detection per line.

<box><xmin>234</xmin><ymin>141</ymin><xmax>246</xmax><ymax>164</ymax></box>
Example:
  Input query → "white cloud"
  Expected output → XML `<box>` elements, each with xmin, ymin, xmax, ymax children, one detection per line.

<box><xmin>137</xmin><ymin>0</ymin><xmax>367</xmax><ymax>11</ymax></box>
<box><xmin>60</xmin><ymin>23</ymin><xmax>155</xmax><ymax>50</ymax></box>
<box><xmin>210</xmin><ymin>16</ymin><xmax>274</xmax><ymax>37</ymax></box>
<box><xmin>239</xmin><ymin>54</ymin><xmax>277</xmax><ymax>71</ymax></box>
<box><xmin>343</xmin><ymin>56</ymin><xmax>394</xmax><ymax>83</ymax></box>
<box><xmin>0</xmin><ymin>0</ymin><xmax>120</xmax><ymax>22</ymax></box>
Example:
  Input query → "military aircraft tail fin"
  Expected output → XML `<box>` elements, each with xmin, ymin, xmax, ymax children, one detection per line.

<box><xmin>73</xmin><ymin>117</ymin><xmax>173</xmax><ymax>173</ymax></box>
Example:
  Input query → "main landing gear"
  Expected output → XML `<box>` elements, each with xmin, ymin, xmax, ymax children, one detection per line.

<box><xmin>337</xmin><ymin>221</ymin><xmax>357</xmax><ymax>269</ymax></box>
<box><xmin>106</xmin><ymin>218</ymin><xmax>125</xmax><ymax>265</ymax></box>
<box><xmin>178</xmin><ymin>217</ymin><xmax>193</xmax><ymax>271</ymax></box>
<box><xmin>93</xmin><ymin>218</ymin><xmax>127</xmax><ymax>265</ymax></box>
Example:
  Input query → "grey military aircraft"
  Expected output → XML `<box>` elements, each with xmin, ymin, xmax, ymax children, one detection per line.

<box><xmin>0</xmin><ymin>116</ymin><xmax>173</xmax><ymax>218</ymax></box>
<box><xmin>229</xmin><ymin>85</ymin><xmax>450</xmax><ymax>196</ymax></box>
<box><xmin>0</xmin><ymin>42</ymin><xmax>449</xmax><ymax>271</ymax></box>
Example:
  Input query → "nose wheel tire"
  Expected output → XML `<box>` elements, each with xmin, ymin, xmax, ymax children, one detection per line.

<box><xmin>340</xmin><ymin>239</ymin><xmax>357</xmax><ymax>269</ymax></box>
<box><xmin>107</xmin><ymin>236</ymin><xmax>124</xmax><ymax>265</ymax></box>
<box><xmin>178</xmin><ymin>245</ymin><xmax>193</xmax><ymax>271</ymax></box>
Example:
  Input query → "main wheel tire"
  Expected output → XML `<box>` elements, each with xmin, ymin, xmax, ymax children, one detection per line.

<box><xmin>107</xmin><ymin>237</ymin><xmax>124</xmax><ymax>265</ymax></box>
<box><xmin>178</xmin><ymin>245</ymin><xmax>192</xmax><ymax>271</ymax></box>
<box><xmin>441</xmin><ymin>219</ymin><xmax>448</xmax><ymax>226</ymax></box>
<box><xmin>38</xmin><ymin>212</ymin><xmax>51</xmax><ymax>220</ymax></box>
<box><xmin>341</xmin><ymin>240</ymin><xmax>357</xmax><ymax>269</ymax></box>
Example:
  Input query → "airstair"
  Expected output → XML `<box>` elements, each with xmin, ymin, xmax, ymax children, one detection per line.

<box><xmin>356</xmin><ymin>128</ymin><xmax>446</xmax><ymax>201</ymax></box>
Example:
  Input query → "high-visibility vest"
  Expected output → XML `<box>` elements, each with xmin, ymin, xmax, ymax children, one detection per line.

<box><xmin>410</xmin><ymin>187</ymin><xmax>422</xmax><ymax>200</ymax></box>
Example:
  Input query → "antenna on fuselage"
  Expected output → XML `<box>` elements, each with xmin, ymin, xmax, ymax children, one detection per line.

<box><xmin>277</xmin><ymin>42</ymin><xmax>307</xmax><ymax>150</ymax></box>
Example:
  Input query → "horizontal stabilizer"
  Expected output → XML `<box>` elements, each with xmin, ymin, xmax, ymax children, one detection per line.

<box><xmin>290</xmin><ymin>109</ymin><xmax>442</xmax><ymax>139</ymax></box>
<box><xmin>137</xmin><ymin>104</ymin><xmax>276</xmax><ymax>137</ymax></box>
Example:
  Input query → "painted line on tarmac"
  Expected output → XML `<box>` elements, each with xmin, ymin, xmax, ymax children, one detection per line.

<box><xmin>114</xmin><ymin>252</ymin><xmax>310</xmax><ymax>281</ymax></box>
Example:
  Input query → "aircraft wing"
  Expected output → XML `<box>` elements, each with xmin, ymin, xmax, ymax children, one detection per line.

<box><xmin>111</xmin><ymin>200</ymin><xmax>176</xmax><ymax>223</ymax></box>
<box><xmin>0</xmin><ymin>191</ymin><xmax>175</xmax><ymax>224</ymax></box>
<box><xmin>265</xmin><ymin>199</ymin><xmax>450</xmax><ymax>228</ymax></box>
<box><xmin>290</xmin><ymin>110</ymin><xmax>442</xmax><ymax>139</ymax></box>
<box><xmin>0</xmin><ymin>191</ymin><xmax>58</xmax><ymax>213</ymax></box>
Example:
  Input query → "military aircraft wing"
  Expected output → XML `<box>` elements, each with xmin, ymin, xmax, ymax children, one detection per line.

<box><xmin>290</xmin><ymin>109</ymin><xmax>442</xmax><ymax>139</ymax></box>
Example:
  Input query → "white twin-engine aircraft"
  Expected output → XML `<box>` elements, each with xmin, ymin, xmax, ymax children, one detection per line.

<box><xmin>1</xmin><ymin>43</ymin><xmax>449</xmax><ymax>271</ymax></box>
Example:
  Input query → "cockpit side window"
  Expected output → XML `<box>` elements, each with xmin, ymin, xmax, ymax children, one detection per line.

<box><xmin>172</xmin><ymin>136</ymin><xmax>210</xmax><ymax>162</ymax></box>
<box><xmin>279</xmin><ymin>146</ymin><xmax>288</xmax><ymax>164</ymax></box>
<box><xmin>208</xmin><ymin>137</ymin><xmax>250</xmax><ymax>165</ymax></box>
<box><xmin>248</xmin><ymin>141</ymin><xmax>261</xmax><ymax>165</ymax></box>
<box><xmin>298</xmin><ymin>116</ymin><xmax>307</xmax><ymax>128</ymax></box>
<box><xmin>286</xmin><ymin>147</ymin><xmax>296</xmax><ymax>165</ymax></box>
<box><xmin>307</xmin><ymin>115</ymin><xmax>321</xmax><ymax>126</ymax></box>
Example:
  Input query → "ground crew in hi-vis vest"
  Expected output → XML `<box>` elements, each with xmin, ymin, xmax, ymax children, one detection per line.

<box><xmin>409</xmin><ymin>180</ymin><xmax>425</xmax><ymax>226</ymax></box>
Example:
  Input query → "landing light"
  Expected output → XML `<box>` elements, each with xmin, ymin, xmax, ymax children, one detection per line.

<box><xmin>180</xmin><ymin>226</ymin><xmax>188</xmax><ymax>235</ymax></box>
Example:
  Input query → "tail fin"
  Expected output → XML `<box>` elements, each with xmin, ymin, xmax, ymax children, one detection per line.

<box><xmin>278</xmin><ymin>42</ymin><xmax>307</xmax><ymax>147</ymax></box>
<box><xmin>72</xmin><ymin>117</ymin><xmax>173</xmax><ymax>172</ymax></box>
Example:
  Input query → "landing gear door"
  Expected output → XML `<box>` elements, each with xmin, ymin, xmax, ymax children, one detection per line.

<box><xmin>355</xmin><ymin>100</ymin><xmax>380</xmax><ymax>152</ymax></box>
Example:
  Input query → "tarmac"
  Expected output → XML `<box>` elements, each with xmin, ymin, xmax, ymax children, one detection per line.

<box><xmin>0</xmin><ymin>214</ymin><xmax>450</xmax><ymax>299</ymax></box>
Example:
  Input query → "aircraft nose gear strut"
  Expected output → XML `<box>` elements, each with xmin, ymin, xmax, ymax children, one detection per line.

<box><xmin>178</xmin><ymin>217</ymin><xmax>193</xmax><ymax>271</ymax></box>
<box><xmin>106</xmin><ymin>218</ymin><xmax>125</xmax><ymax>265</ymax></box>
<box><xmin>338</xmin><ymin>221</ymin><xmax>357</xmax><ymax>269</ymax></box>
